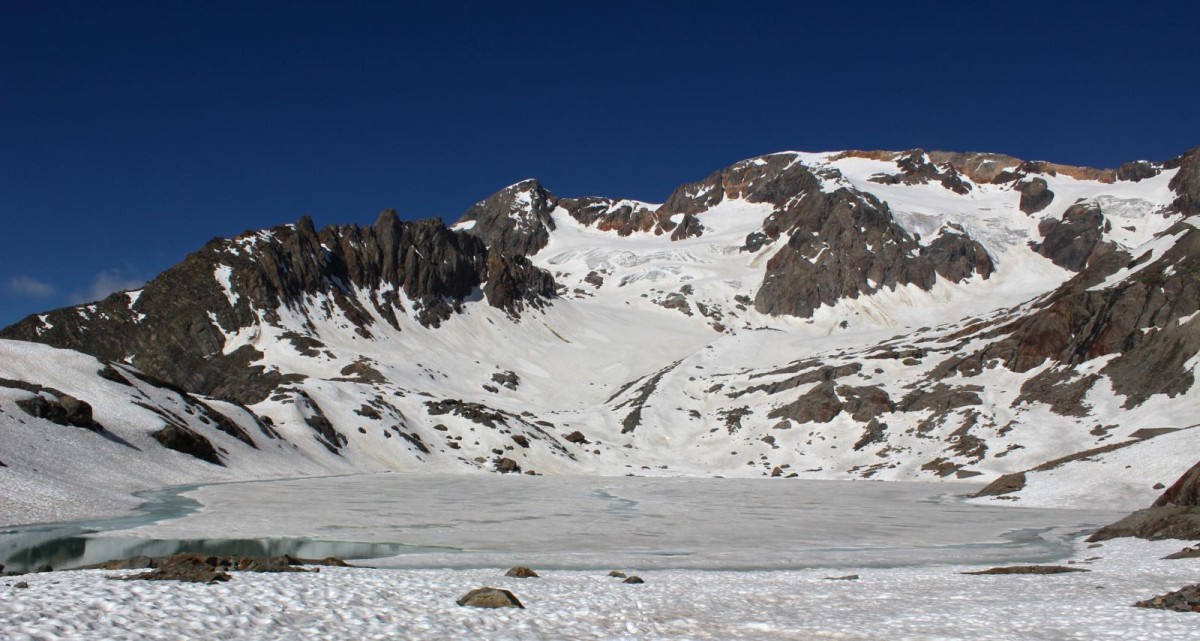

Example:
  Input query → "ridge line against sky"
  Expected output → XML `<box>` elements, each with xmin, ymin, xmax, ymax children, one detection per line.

<box><xmin>2</xmin><ymin>1</ymin><xmax>1198</xmax><ymax>326</ymax></box>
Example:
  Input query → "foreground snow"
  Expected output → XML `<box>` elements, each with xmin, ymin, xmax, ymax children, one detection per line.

<box><xmin>3</xmin><ymin>538</ymin><xmax>1197</xmax><ymax>640</ymax></box>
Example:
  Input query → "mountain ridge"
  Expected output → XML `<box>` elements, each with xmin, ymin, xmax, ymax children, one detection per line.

<box><xmin>2</xmin><ymin>146</ymin><xmax>1198</xmax><ymax>524</ymax></box>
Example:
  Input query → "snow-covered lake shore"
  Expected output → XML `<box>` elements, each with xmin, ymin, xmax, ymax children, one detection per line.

<box><xmin>3</xmin><ymin>537</ymin><xmax>1198</xmax><ymax>640</ymax></box>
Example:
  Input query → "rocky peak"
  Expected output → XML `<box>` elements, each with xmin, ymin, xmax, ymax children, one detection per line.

<box><xmin>456</xmin><ymin>179</ymin><xmax>559</xmax><ymax>256</ymax></box>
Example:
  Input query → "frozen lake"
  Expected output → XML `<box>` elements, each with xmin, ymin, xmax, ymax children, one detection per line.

<box><xmin>16</xmin><ymin>473</ymin><xmax>1125</xmax><ymax>572</ymax></box>
<box><xmin>7</xmin><ymin>475</ymin><xmax>1198</xmax><ymax>641</ymax></box>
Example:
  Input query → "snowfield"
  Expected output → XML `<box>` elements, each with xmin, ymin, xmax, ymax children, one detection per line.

<box><xmin>3</xmin><ymin>538</ymin><xmax>1198</xmax><ymax>640</ymax></box>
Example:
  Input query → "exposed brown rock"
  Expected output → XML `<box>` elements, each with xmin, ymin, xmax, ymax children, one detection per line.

<box><xmin>975</xmin><ymin>472</ymin><xmax>1027</xmax><ymax>497</ymax></box>
<box><xmin>1135</xmin><ymin>583</ymin><xmax>1200</xmax><ymax>612</ymax></box>
<box><xmin>152</xmin><ymin>425</ymin><xmax>223</xmax><ymax>466</ymax></box>
<box><xmin>1032</xmin><ymin>202</ymin><xmax>1111</xmax><ymax>271</ymax></box>
<box><xmin>1090</xmin><ymin>461</ymin><xmax>1200</xmax><ymax>541</ymax></box>
<box><xmin>754</xmin><ymin>182</ymin><xmax>992</xmax><ymax>318</ymax></box>
<box><xmin>1116</xmin><ymin>160</ymin><xmax>1162</xmax><ymax>182</ymax></box>
<box><xmin>15</xmin><ymin>393</ymin><xmax>102</xmax><ymax>432</ymax></box>
<box><xmin>494</xmin><ymin>457</ymin><xmax>522</xmax><ymax>474</ymax></box>
<box><xmin>768</xmin><ymin>381</ymin><xmax>843</xmax><ymax>424</ymax></box>
<box><xmin>456</xmin><ymin>586</ymin><xmax>524</xmax><ymax>608</ymax></box>
<box><xmin>560</xmin><ymin>197</ymin><xmax>659</xmax><ymax>236</ymax></box>
<box><xmin>1167</xmin><ymin>145</ymin><xmax>1200</xmax><ymax>216</ymax></box>
<box><xmin>1162</xmin><ymin>546</ymin><xmax>1200</xmax><ymax>560</ymax></box>
<box><xmin>1017</xmin><ymin>177</ymin><xmax>1054</xmax><ymax>214</ymax></box>
<box><xmin>866</xmin><ymin>149</ymin><xmax>972</xmax><ymax>194</ymax></box>
<box><xmin>113</xmin><ymin>553</ymin><xmax>231</xmax><ymax>584</ymax></box>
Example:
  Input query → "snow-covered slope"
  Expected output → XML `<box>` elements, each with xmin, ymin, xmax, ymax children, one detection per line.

<box><xmin>2</xmin><ymin>147</ymin><xmax>1198</xmax><ymax>524</ymax></box>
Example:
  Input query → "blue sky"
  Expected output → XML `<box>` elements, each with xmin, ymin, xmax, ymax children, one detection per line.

<box><xmin>2</xmin><ymin>1</ymin><xmax>1198</xmax><ymax>326</ymax></box>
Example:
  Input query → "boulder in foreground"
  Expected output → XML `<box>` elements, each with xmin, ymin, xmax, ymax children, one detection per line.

<box><xmin>457</xmin><ymin>586</ymin><xmax>524</xmax><ymax>608</ymax></box>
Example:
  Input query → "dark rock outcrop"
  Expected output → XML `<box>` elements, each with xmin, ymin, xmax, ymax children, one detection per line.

<box><xmin>1090</xmin><ymin>461</ymin><xmax>1200</xmax><ymax>541</ymax></box>
<box><xmin>838</xmin><ymin>385</ymin><xmax>894</xmax><ymax>422</ymax></box>
<box><xmin>1116</xmin><ymin>160</ymin><xmax>1161</xmax><ymax>183</ymax></box>
<box><xmin>483</xmin><ymin>253</ymin><xmax>557</xmax><ymax>314</ymax></box>
<box><xmin>296</xmin><ymin>392</ymin><xmax>346</xmax><ymax>455</ymax></box>
<box><xmin>152</xmin><ymin>425</ymin><xmax>223</xmax><ymax>466</ymax></box>
<box><xmin>867</xmin><ymin>149</ymin><xmax>972</xmax><ymax>194</ymax></box>
<box><xmin>1032</xmin><ymin>202</ymin><xmax>1110</xmax><ymax>271</ymax></box>
<box><xmin>1163</xmin><ymin>546</ymin><xmax>1200</xmax><ymax>560</ymax></box>
<box><xmin>669</xmin><ymin>213</ymin><xmax>704</xmax><ymax>240</ymax></box>
<box><xmin>1167</xmin><ymin>145</ymin><xmax>1200</xmax><ymax>216</ymax></box>
<box><xmin>1135</xmin><ymin>583</ymin><xmax>1200</xmax><ymax>612</ymax></box>
<box><xmin>768</xmin><ymin>381</ymin><xmax>843</xmax><ymax>424</ymax></box>
<box><xmin>494</xmin><ymin>457</ymin><xmax>521</xmax><ymax>474</ymax></box>
<box><xmin>1157</xmin><ymin>462</ymin><xmax>1200</xmax><ymax>506</ymax></box>
<box><xmin>14</xmin><ymin>393</ymin><xmax>101</xmax><ymax>431</ymax></box>
<box><xmin>114</xmin><ymin>553</ymin><xmax>232</xmax><ymax>584</ymax></box>
<box><xmin>491</xmin><ymin>371</ymin><xmax>520</xmax><ymax>390</ymax></box>
<box><xmin>505</xmin><ymin>566</ymin><xmax>539</xmax><ymax>578</ymax></box>
<box><xmin>754</xmin><ymin>183</ymin><xmax>993</xmax><ymax>318</ymax></box>
<box><xmin>974</xmin><ymin>471</ymin><xmax>1027</xmax><ymax>497</ymax></box>
<box><xmin>963</xmin><ymin>565</ymin><xmax>1087</xmax><ymax>575</ymax></box>
<box><xmin>110</xmin><ymin>552</ymin><xmax>332</xmax><ymax>584</ymax></box>
<box><xmin>559</xmin><ymin>197</ymin><xmax>659</xmax><ymax>236</ymax></box>
<box><xmin>1017</xmin><ymin>177</ymin><xmax>1054</xmax><ymax>215</ymax></box>
<box><xmin>927</xmin><ymin>150</ymin><xmax>1023</xmax><ymax>183</ymax></box>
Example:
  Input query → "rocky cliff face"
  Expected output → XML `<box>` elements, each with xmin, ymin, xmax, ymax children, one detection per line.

<box><xmin>1</xmin><ymin>212</ymin><xmax>557</xmax><ymax>404</ymax></box>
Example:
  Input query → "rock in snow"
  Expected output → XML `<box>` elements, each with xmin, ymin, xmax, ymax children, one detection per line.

<box><xmin>456</xmin><ymin>586</ymin><xmax>525</xmax><ymax>609</ymax></box>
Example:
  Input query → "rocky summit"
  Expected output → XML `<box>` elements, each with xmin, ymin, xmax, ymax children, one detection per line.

<box><xmin>2</xmin><ymin>147</ymin><xmax>1199</xmax><ymax>523</ymax></box>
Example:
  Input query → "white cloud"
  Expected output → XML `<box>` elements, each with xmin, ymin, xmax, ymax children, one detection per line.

<box><xmin>71</xmin><ymin>270</ymin><xmax>147</xmax><ymax>304</ymax></box>
<box><xmin>4</xmin><ymin>275</ymin><xmax>56</xmax><ymax>298</ymax></box>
